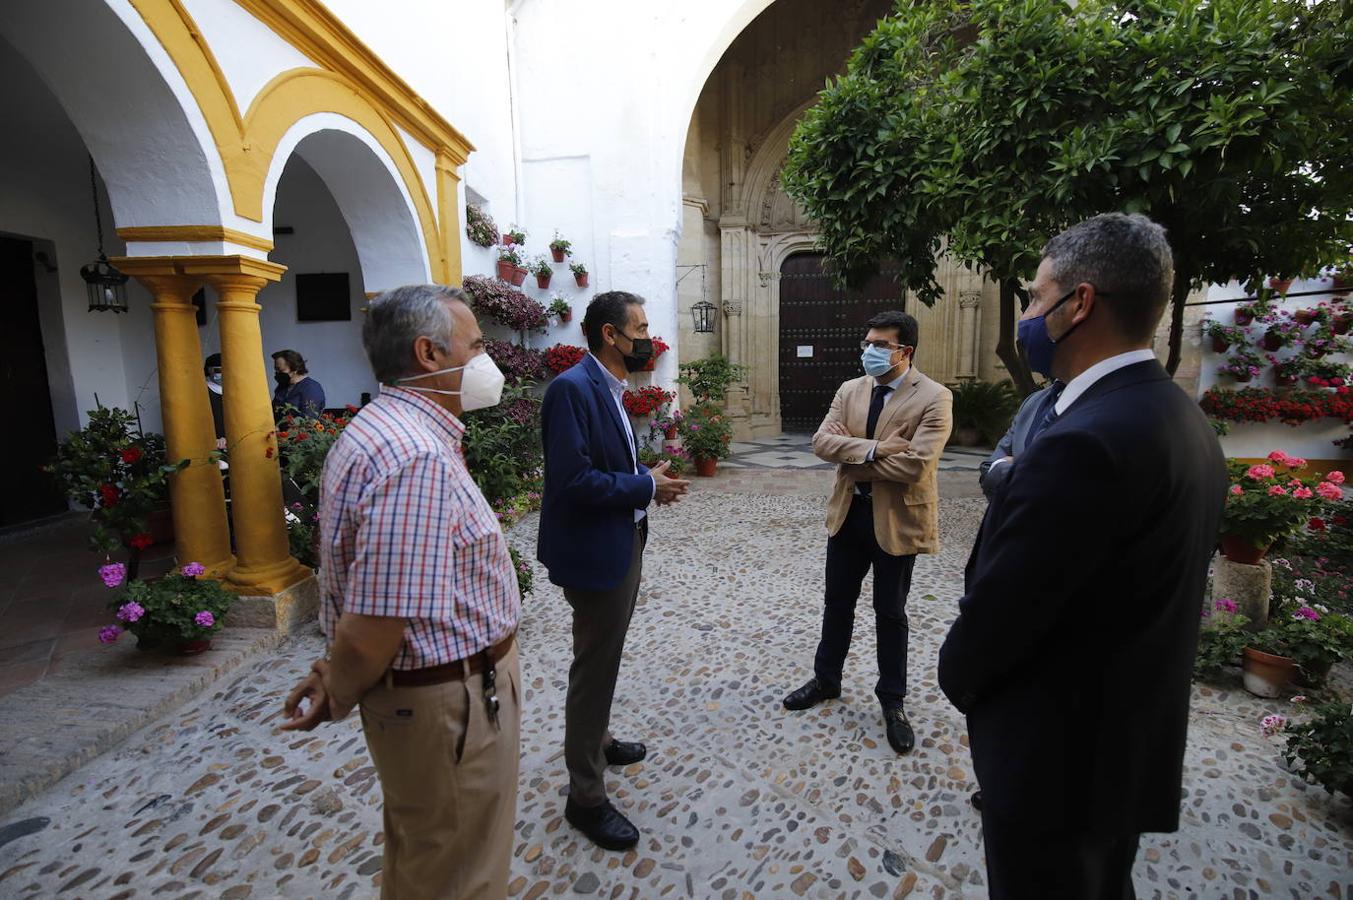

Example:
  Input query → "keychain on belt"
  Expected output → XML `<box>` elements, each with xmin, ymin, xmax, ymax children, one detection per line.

<box><xmin>480</xmin><ymin>648</ymin><xmax>500</xmax><ymax>729</ymax></box>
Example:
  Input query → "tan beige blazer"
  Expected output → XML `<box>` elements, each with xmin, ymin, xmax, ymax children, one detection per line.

<box><xmin>811</xmin><ymin>367</ymin><xmax>953</xmax><ymax>555</ymax></box>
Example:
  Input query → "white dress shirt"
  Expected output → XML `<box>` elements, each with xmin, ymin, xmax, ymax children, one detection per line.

<box><xmin>1054</xmin><ymin>349</ymin><xmax>1157</xmax><ymax>415</ymax></box>
<box><xmin>589</xmin><ymin>353</ymin><xmax>655</xmax><ymax>521</ymax></box>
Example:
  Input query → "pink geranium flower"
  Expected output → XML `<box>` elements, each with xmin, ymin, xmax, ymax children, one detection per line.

<box><xmin>1246</xmin><ymin>464</ymin><xmax>1276</xmax><ymax>480</ymax></box>
<box><xmin>1214</xmin><ymin>598</ymin><xmax>1238</xmax><ymax>614</ymax></box>
<box><xmin>1268</xmin><ymin>486</ymin><xmax>1288</xmax><ymax>497</ymax></box>
<box><xmin>181</xmin><ymin>562</ymin><xmax>206</xmax><ymax>578</ymax></box>
<box><xmin>98</xmin><ymin>562</ymin><xmax>126</xmax><ymax>589</ymax></box>
<box><xmin>1293</xmin><ymin>606</ymin><xmax>1320</xmax><ymax>621</ymax></box>
<box><xmin>1261</xmin><ymin>714</ymin><xmax>1288</xmax><ymax>737</ymax></box>
<box><xmin>1267</xmin><ymin>450</ymin><xmax>1290</xmax><ymax>465</ymax></box>
<box><xmin>1316</xmin><ymin>481</ymin><xmax>1343</xmax><ymax>500</ymax></box>
<box><xmin>1229</xmin><ymin>484</ymin><xmax>1243</xmax><ymax>496</ymax></box>
<box><xmin>1288</xmin><ymin>457</ymin><xmax>1307</xmax><ymax>469</ymax></box>
<box><xmin>116</xmin><ymin>602</ymin><xmax>145</xmax><ymax>623</ymax></box>
<box><xmin>1293</xmin><ymin>486</ymin><xmax>1314</xmax><ymax>499</ymax></box>
<box><xmin>98</xmin><ymin>625</ymin><xmax>122</xmax><ymax>644</ymax></box>
<box><xmin>1326</xmin><ymin>470</ymin><xmax>1346</xmax><ymax>485</ymax></box>
<box><xmin>194</xmin><ymin>611</ymin><xmax>215</xmax><ymax>628</ymax></box>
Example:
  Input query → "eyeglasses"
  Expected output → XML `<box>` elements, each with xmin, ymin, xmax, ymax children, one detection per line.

<box><xmin>859</xmin><ymin>340</ymin><xmax>908</xmax><ymax>352</ymax></box>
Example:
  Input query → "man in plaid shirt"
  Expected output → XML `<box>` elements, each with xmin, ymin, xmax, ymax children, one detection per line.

<box><xmin>281</xmin><ymin>284</ymin><xmax>520</xmax><ymax>899</ymax></box>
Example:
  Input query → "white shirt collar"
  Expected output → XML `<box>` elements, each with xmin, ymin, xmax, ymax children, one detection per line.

<box><xmin>588</xmin><ymin>352</ymin><xmax>628</xmax><ymax>396</ymax></box>
<box><xmin>1054</xmin><ymin>349</ymin><xmax>1156</xmax><ymax>415</ymax></box>
<box><xmin>876</xmin><ymin>365</ymin><xmax>910</xmax><ymax>393</ymax></box>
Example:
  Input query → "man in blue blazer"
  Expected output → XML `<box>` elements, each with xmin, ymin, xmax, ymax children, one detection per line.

<box><xmin>978</xmin><ymin>382</ymin><xmax>1058</xmax><ymax>500</ymax></box>
<box><xmin>939</xmin><ymin>214</ymin><xmax>1227</xmax><ymax>899</ymax></box>
<box><xmin>538</xmin><ymin>291</ymin><xmax>690</xmax><ymax>851</ymax></box>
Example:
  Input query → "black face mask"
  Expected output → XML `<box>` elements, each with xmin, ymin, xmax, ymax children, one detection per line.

<box><xmin>274</xmin><ymin>371</ymin><xmax>290</xmax><ymax>388</ymax></box>
<box><xmin>614</xmin><ymin>331</ymin><xmax>654</xmax><ymax>373</ymax></box>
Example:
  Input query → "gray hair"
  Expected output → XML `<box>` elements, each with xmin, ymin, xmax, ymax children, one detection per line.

<box><xmin>362</xmin><ymin>284</ymin><xmax>463</xmax><ymax>383</ymax></box>
<box><xmin>1042</xmin><ymin>213</ymin><xmax>1175</xmax><ymax>341</ymax></box>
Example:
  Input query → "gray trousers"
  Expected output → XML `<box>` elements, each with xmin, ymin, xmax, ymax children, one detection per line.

<box><xmin>562</xmin><ymin>523</ymin><xmax>645</xmax><ymax>806</ymax></box>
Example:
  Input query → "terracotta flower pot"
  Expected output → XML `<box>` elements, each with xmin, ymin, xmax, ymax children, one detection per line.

<box><xmin>508</xmin><ymin>265</ymin><xmax>528</xmax><ymax>287</ymax></box>
<box><xmin>1231</xmin><ymin>370</ymin><xmax>1253</xmax><ymax>384</ymax></box>
<box><xmin>502</xmin><ymin>234</ymin><xmax>515</xmax><ymax>246</ymax></box>
<box><xmin>1220</xmin><ymin>534</ymin><xmax>1268</xmax><ymax>565</ymax></box>
<box><xmin>1241</xmin><ymin>646</ymin><xmax>1297</xmax><ymax>698</ymax></box>
<box><xmin>1294</xmin><ymin>309</ymin><xmax>1319</xmax><ymax>326</ymax></box>
<box><xmin>1269</xmin><ymin>278</ymin><xmax>1293</xmax><ymax>295</ymax></box>
<box><xmin>551</xmin><ymin>248</ymin><xmax>566</xmax><ymax>263</ymax></box>
<box><xmin>536</xmin><ymin>273</ymin><xmax>551</xmax><ymax>289</ymax></box>
<box><xmin>664</xmin><ymin>425</ymin><xmax>678</xmax><ymax>440</ymax></box>
<box><xmin>1234</xmin><ymin>309</ymin><xmax>1255</xmax><ymax>326</ymax></box>
<box><xmin>1332</xmin><ymin>275</ymin><xmax>1351</xmax><ymax>295</ymax></box>
<box><xmin>496</xmin><ymin>259</ymin><xmax>517</xmax><ymax>282</ymax></box>
<box><xmin>559</xmin><ymin>310</ymin><xmax>572</xmax><ymax>324</ymax></box>
<box><xmin>179</xmin><ymin>639</ymin><xmax>213</xmax><ymax>656</ymax></box>
<box><xmin>1334</xmin><ymin>313</ymin><xmax>1351</xmax><ymax>335</ymax></box>
<box><xmin>1210</xmin><ymin>335</ymin><xmax>1230</xmax><ymax>353</ymax></box>
<box><xmin>574</xmin><ymin>273</ymin><xmax>589</xmax><ymax>288</ymax></box>
<box><xmin>694</xmin><ymin>456</ymin><xmax>718</xmax><ymax>477</ymax></box>
<box><xmin>1262</xmin><ymin>330</ymin><xmax>1285</xmax><ymax>352</ymax></box>
<box><xmin>1274</xmin><ymin>372</ymin><xmax>1298</xmax><ymax>387</ymax></box>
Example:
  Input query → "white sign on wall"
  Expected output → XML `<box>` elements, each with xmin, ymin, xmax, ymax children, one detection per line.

<box><xmin>797</xmin><ymin>345</ymin><xmax>813</xmax><ymax>358</ymax></box>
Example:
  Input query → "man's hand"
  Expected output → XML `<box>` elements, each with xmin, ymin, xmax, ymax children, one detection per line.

<box><xmin>280</xmin><ymin>662</ymin><xmax>332</xmax><ymax>732</ymax></box>
<box><xmin>874</xmin><ymin>433</ymin><xmax>911</xmax><ymax>460</ymax></box>
<box><xmin>651</xmin><ymin>460</ymin><xmax>691</xmax><ymax>506</ymax></box>
<box><xmin>821</xmin><ymin>421</ymin><xmax>851</xmax><ymax>437</ymax></box>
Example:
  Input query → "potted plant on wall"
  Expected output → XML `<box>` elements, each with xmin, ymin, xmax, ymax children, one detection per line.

<box><xmin>1269</xmin><ymin>355</ymin><xmax>1304</xmax><ymax>387</ymax></box>
<box><xmin>530</xmin><ymin>256</ymin><xmax>554</xmax><ymax>289</ymax></box>
<box><xmin>502</xmin><ymin>225</ymin><xmax>526</xmax><ymax>246</ymax></box>
<box><xmin>549</xmin><ymin>232</ymin><xmax>572</xmax><ymax>263</ymax></box>
<box><xmin>640</xmin><ymin>336</ymin><xmax>671</xmax><ymax>372</ymax></box>
<box><xmin>570</xmin><ymin>261</ymin><xmax>589</xmax><ymax>288</ymax></box>
<box><xmin>465</xmin><ymin>203</ymin><xmax>498</xmax><ymax>248</ymax></box>
<box><xmin>1260</xmin><ymin>316</ymin><xmax>1304</xmax><ymax>352</ymax></box>
<box><xmin>463</xmin><ymin>275</ymin><xmax>549</xmax><ymax>332</ymax></box>
<box><xmin>1202</xmin><ymin>319</ymin><xmax>1248</xmax><ymax>354</ymax></box>
<box><xmin>1234</xmin><ymin>296</ymin><xmax>1271</xmax><ymax>326</ymax></box>
<box><xmin>548</xmin><ymin>294</ymin><xmax>573</xmax><ymax>323</ymax></box>
<box><xmin>679</xmin><ymin>402</ymin><xmax>733</xmax><ymax>476</ymax></box>
<box><xmin>1218</xmin><ymin>345</ymin><xmax>1263</xmax><ymax>383</ymax></box>
<box><xmin>496</xmin><ymin>246</ymin><xmax>528</xmax><ymax>286</ymax></box>
<box><xmin>1269</xmin><ymin>276</ymin><xmax>1295</xmax><ymax>295</ymax></box>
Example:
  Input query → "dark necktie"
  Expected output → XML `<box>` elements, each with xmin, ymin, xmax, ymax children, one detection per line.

<box><xmin>860</xmin><ymin>384</ymin><xmax>892</xmax><ymax>496</ymax></box>
<box><xmin>1027</xmin><ymin>381</ymin><xmax>1065</xmax><ymax>445</ymax></box>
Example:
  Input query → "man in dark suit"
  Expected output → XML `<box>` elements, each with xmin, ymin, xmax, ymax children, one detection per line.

<box><xmin>978</xmin><ymin>382</ymin><xmax>1056</xmax><ymax>501</ymax></box>
<box><xmin>939</xmin><ymin>213</ymin><xmax>1227</xmax><ymax>899</ymax></box>
<box><xmin>537</xmin><ymin>291</ymin><xmax>690</xmax><ymax>851</ymax></box>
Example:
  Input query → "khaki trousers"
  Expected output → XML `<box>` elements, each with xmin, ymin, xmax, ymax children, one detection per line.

<box><xmin>360</xmin><ymin>642</ymin><xmax>521</xmax><ymax>900</ymax></box>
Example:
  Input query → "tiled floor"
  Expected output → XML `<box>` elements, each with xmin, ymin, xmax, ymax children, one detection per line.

<box><xmin>725</xmin><ymin>433</ymin><xmax>991</xmax><ymax>473</ymax></box>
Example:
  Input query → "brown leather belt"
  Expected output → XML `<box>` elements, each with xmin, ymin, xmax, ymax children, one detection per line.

<box><xmin>388</xmin><ymin>632</ymin><xmax>515</xmax><ymax>687</ymax></box>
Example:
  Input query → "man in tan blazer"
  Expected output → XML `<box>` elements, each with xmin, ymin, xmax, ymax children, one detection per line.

<box><xmin>782</xmin><ymin>310</ymin><xmax>953</xmax><ymax>754</ymax></box>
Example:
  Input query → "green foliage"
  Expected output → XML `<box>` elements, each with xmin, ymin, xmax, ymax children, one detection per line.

<box><xmin>548</xmin><ymin>295</ymin><xmax>572</xmax><ymax>317</ymax></box>
<box><xmin>1283</xmin><ymin>701</ymin><xmax>1353</xmax><ymax>797</ymax></box>
<box><xmin>549</xmin><ymin>232</ymin><xmax>572</xmax><ymax>255</ymax></box>
<box><xmin>569</xmin><ymin>261</ymin><xmax>588</xmax><ymax>276</ymax></box>
<box><xmin>465</xmin><ymin>203</ymin><xmax>498</xmax><ymax>248</ymax></box>
<box><xmin>45</xmin><ymin>406</ymin><xmax>186</xmax><ymax>554</ymax></box>
<box><xmin>530</xmin><ymin>256</ymin><xmax>554</xmax><ymax>277</ymax></box>
<box><xmin>676</xmin><ymin>354</ymin><xmax>748</xmax><ymax>405</ymax></box>
<box><xmin>1193</xmin><ymin>606</ymin><xmax>1252</xmax><ymax>679</ymax></box>
<box><xmin>948</xmin><ymin>380</ymin><xmax>1019</xmax><ymax>444</ymax></box>
<box><xmin>508</xmin><ymin>545</ymin><xmax>533</xmax><ymax>597</ymax></box>
<box><xmin>782</xmin><ymin>0</ymin><xmax>1353</xmax><ymax>303</ymax></box>
<box><xmin>113</xmin><ymin>569</ymin><xmax>234</xmax><ymax>647</ymax></box>
<box><xmin>639</xmin><ymin>446</ymin><xmax>690</xmax><ymax>477</ymax></box>
<box><xmin>678</xmin><ymin>403</ymin><xmax>734</xmax><ymax>460</ymax></box>
<box><xmin>462</xmin><ymin>383</ymin><xmax>543</xmax><ymax>505</ymax></box>
<box><xmin>1220</xmin><ymin>459</ymin><xmax>1325</xmax><ymax>549</ymax></box>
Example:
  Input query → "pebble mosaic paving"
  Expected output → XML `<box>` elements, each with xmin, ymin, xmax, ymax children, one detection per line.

<box><xmin>0</xmin><ymin>487</ymin><xmax>1349</xmax><ymax>898</ymax></box>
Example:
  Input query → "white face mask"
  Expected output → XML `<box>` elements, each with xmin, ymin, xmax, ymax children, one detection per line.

<box><xmin>394</xmin><ymin>352</ymin><xmax>505</xmax><ymax>412</ymax></box>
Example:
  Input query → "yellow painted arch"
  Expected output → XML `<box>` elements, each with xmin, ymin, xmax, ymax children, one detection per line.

<box><xmin>127</xmin><ymin>0</ymin><xmax>461</xmax><ymax>282</ymax></box>
<box><xmin>244</xmin><ymin>68</ymin><xmax>444</xmax><ymax>280</ymax></box>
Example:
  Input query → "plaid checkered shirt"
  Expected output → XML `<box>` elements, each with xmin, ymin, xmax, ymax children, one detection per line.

<box><xmin>317</xmin><ymin>386</ymin><xmax>520</xmax><ymax>669</ymax></box>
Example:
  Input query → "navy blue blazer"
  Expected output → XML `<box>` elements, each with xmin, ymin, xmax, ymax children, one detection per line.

<box><xmin>537</xmin><ymin>354</ymin><xmax>653</xmax><ymax>592</ymax></box>
<box><xmin>939</xmin><ymin>360</ymin><xmax>1227</xmax><ymax>836</ymax></box>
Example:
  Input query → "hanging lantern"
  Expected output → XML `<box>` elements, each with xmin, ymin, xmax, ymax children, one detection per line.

<box><xmin>81</xmin><ymin>157</ymin><xmax>129</xmax><ymax>313</ymax></box>
<box><xmin>691</xmin><ymin>298</ymin><xmax>716</xmax><ymax>333</ymax></box>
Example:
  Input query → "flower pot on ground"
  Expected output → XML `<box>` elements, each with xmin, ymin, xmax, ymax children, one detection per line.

<box><xmin>1220</xmin><ymin>454</ymin><xmax>1344</xmax><ymax>562</ymax></box>
<box><xmin>569</xmin><ymin>262</ymin><xmax>588</xmax><ymax>288</ymax></box>
<box><xmin>948</xmin><ymin>380</ymin><xmax>1019</xmax><ymax>447</ymax></box>
<box><xmin>1283</xmin><ymin>701</ymin><xmax>1353</xmax><ymax>798</ymax></box>
<box><xmin>1241</xmin><ymin>646</ymin><xmax>1297</xmax><ymax>698</ymax></box>
<box><xmin>678</xmin><ymin>402</ymin><xmax>733</xmax><ymax>467</ymax></box>
<box><xmin>96</xmin><ymin>561</ymin><xmax>232</xmax><ymax>654</ymax></box>
<box><xmin>694</xmin><ymin>456</ymin><xmax>718</xmax><ymax>477</ymax></box>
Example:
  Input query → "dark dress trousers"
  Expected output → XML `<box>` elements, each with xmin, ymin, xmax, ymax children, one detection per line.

<box><xmin>940</xmin><ymin>360</ymin><xmax>1227</xmax><ymax>899</ymax></box>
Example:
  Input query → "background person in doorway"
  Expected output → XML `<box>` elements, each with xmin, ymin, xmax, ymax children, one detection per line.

<box><xmin>272</xmin><ymin>349</ymin><xmax>326</xmax><ymax>418</ymax></box>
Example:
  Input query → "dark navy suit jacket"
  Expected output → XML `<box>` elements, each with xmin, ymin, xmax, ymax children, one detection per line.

<box><xmin>537</xmin><ymin>354</ymin><xmax>653</xmax><ymax>592</ymax></box>
<box><xmin>939</xmin><ymin>360</ymin><xmax>1227</xmax><ymax>836</ymax></box>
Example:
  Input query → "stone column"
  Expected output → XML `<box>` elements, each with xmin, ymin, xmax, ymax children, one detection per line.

<box><xmin>1211</xmin><ymin>556</ymin><xmax>1271</xmax><ymax>629</ymax></box>
<box><xmin>184</xmin><ymin>257</ymin><xmax>311</xmax><ymax>595</ymax></box>
<box><xmin>109</xmin><ymin>258</ymin><xmax>234</xmax><ymax>577</ymax></box>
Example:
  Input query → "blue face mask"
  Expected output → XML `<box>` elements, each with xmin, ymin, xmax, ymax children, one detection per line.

<box><xmin>1017</xmin><ymin>289</ymin><xmax>1086</xmax><ymax>378</ymax></box>
<box><xmin>861</xmin><ymin>344</ymin><xmax>900</xmax><ymax>378</ymax></box>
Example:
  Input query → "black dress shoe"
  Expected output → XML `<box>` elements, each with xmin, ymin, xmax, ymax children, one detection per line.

<box><xmin>565</xmin><ymin>798</ymin><xmax>640</xmax><ymax>851</ymax></box>
<box><xmin>782</xmin><ymin>677</ymin><xmax>841</xmax><ymax>711</ymax></box>
<box><xmin>970</xmin><ymin>790</ymin><xmax>982</xmax><ymax>811</ymax></box>
<box><xmin>883</xmin><ymin>706</ymin><xmax>915</xmax><ymax>754</ymax></box>
<box><xmin>604</xmin><ymin>739</ymin><xmax>647</xmax><ymax>766</ymax></box>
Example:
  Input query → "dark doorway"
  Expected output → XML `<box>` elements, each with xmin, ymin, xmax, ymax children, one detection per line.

<box><xmin>0</xmin><ymin>236</ymin><xmax>66</xmax><ymax>527</ymax></box>
<box><xmin>778</xmin><ymin>252</ymin><xmax>907</xmax><ymax>432</ymax></box>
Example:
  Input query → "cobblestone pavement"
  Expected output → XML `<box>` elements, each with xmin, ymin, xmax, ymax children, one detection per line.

<box><xmin>1</xmin><ymin>485</ymin><xmax>1350</xmax><ymax>898</ymax></box>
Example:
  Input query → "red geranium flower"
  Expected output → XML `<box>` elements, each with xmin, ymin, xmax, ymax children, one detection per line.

<box><xmin>99</xmin><ymin>484</ymin><xmax>120</xmax><ymax>507</ymax></box>
<box><xmin>1309</xmin><ymin>517</ymin><xmax>1327</xmax><ymax>532</ymax></box>
<box><xmin>264</xmin><ymin>446</ymin><xmax>275</xmax><ymax>459</ymax></box>
<box><xmin>119</xmin><ymin>446</ymin><xmax>143</xmax><ymax>464</ymax></box>
<box><xmin>129</xmin><ymin>533</ymin><xmax>153</xmax><ymax>550</ymax></box>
